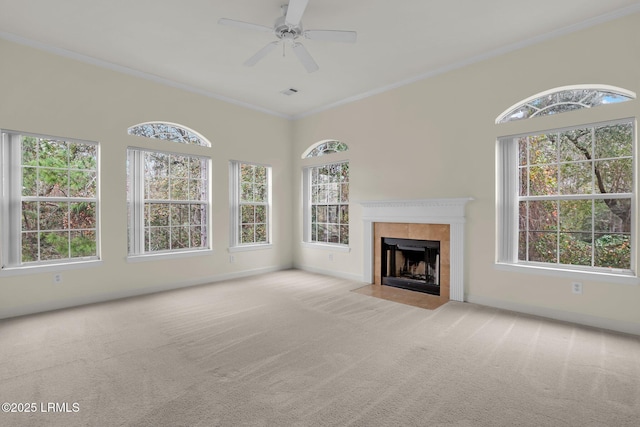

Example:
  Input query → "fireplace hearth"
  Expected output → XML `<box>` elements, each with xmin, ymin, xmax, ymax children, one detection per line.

<box><xmin>381</xmin><ymin>238</ymin><xmax>440</xmax><ymax>295</ymax></box>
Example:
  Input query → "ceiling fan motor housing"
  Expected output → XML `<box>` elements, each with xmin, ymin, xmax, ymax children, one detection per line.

<box><xmin>274</xmin><ymin>15</ymin><xmax>302</xmax><ymax>40</ymax></box>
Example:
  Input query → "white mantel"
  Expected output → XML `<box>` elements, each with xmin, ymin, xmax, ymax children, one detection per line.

<box><xmin>360</xmin><ymin>198</ymin><xmax>473</xmax><ymax>302</ymax></box>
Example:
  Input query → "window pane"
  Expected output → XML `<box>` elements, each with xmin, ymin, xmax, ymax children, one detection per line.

<box><xmin>255</xmin><ymin>224</ymin><xmax>267</xmax><ymax>243</ymax></box>
<box><xmin>559</xmin><ymin>232</ymin><xmax>592</xmax><ymax>266</ymax></box>
<box><xmin>172</xmin><ymin>226</ymin><xmax>190</xmax><ymax>249</ymax></box>
<box><xmin>69</xmin><ymin>142</ymin><xmax>97</xmax><ymax>170</ymax></box>
<box><xmin>594</xmin><ymin>233</ymin><xmax>630</xmax><ymax>269</ymax></box>
<box><xmin>69</xmin><ymin>170</ymin><xmax>96</xmax><ymax>198</ymax></box>
<box><xmin>340</xmin><ymin>206</ymin><xmax>349</xmax><ymax>224</ymax></box>
<box><xmin>241</xmin><ymin>183</ymin><xmax>253</xmax><ymax>202</ymax></box>
<box><xmin>519</xmin><ymin>167</ymin><xmax>528</xmax><ymax>196</ymax></box>
<box><xmin>528</xmin><ymin>134</ymin><xmax>556</xmax><ymax>165</ymax></box>
<box><xmin>527</xmin><ymin>200</ymin><xmax>558</xmax><ymax>232</ymax></box>
<box><xmin>255</xmin><ymin>205</ymin><xmax>266</xmax><ymax>223</ymax></box>
<box><xmin>190</xmin><ymin>226</ymin><xmax>205</xmax><ymax>248</ymax></box>
<box><xmin>316</xmin><ymin>205</ymin><xmax>327</xmax><ymax>222</ymax></box>
<box><xmin>70</xmin><ymin>230</ymin><xmax>96</xmax><ymax>257</ymax></box>
<box><xmin>594</xmin><ymin>159</ymin><xmax>632</xmax><ymax>194</ymax></box>
<box><xmin>40</xmin><ymin>202</ymin><xmax>68</xmax><ymax>230</ymax></box>
<box><xmin>21</xmin><ymin>232</ymin><xmax>39</xmax><ymax>262</ymax></box>
<box><xmin>39</xmin><ymin>139</ymin><xmax>68</xmax><ymax>168</ymax></box>
<box><xmin>255</xmin><ymin>166</ymin><xmax>266</xmax><ymax>182</ymax></box>
<box><xmin>22</xmin><ymin>201</ymin><xmax>38</xmax><ymax>231</ymax></box>
<box><xmin>40</xmin><ymin>231</ymin><xmax>69</xmax><ymax>260</ymax></box>
<box><xmin>340</xmin><ymin>226</ymin><xmax>349</xmax><ymax>245</ymax></box>
<box><xmin>148</xmin><ymin>204</ymin><xmax>169</xmax><ymax>226</ymax></box>
<box><xmin>21</xmin><ymin>136</ymin><xmax>38</xmax><ymax>164</ymax></box>
<box><xmin>70</xmin><ymin>202</ymin><xmax>96</xmax><ymax>229</ymax></box>
<box><xmin>149</xmin><ymin>227</ymin><xmax>170</xmax><ymax>251</ymax></box>
<box><xmin>595</xmin><ymin>123</ymin><xmax>632</xmax><ymax>159</ymax></box>
<box><xmin>317</xmin><ymin>224</ymin><xmax>327</xmax><ymax>242</ymax></box>
<box><xmin>170</xmin><ymin>155</ymin><xmax>189</xmax><ymax>178</ymax></box>
<box><xmin>559</xmin><ymin>128</ymin><xmax>591</xmax><ymax>162</ymax></box>
<box><xmin>241</xmin><ymin>224</ymin><xmax>255</xmax><ymax>243</ymax></box>
<box><xmin>594</xmin><ymin>199</ymin><xmax>629</xmax><ymax>233</ymax></box>
<box><xmin>559</xmin><ymin>162</ymin><xmax>592</xmax><ymax>195</ymax></box>
<box><xmin>188</xmin><ymin>179</ymin><xmax>203</xmax><ymax>200</ymax></box>
<box><xmin>328</xmin><ymin>225</ymin><xmax>340</xmax><ymax>243</ymax></box>
<box><xmin>171</xmin><ymin>204</ymin><xmax>190</xmax><ymax>226</ymax></box>
<box><xmin>560</xmin><ymin>200</ymin><xmax>591</xmax><ymax>233</ymax></box>
<box><xmin>22</xmin><ymin>167</ymin><xmax>38</xmax><ymax>196</ymax></box>
<box><xmin>254</xmin><ymin>184</ymin><xmax>267</xmax><ymax>202</ymax></box>
<box><xmin>241</xmin><ymin>164</ymin><xmax>254</xmax><ymax>182</ymax></box>
<box><xmin>190</xmin><ymin>204</ymin><xmax>204</xmax><ymax>224</ymax></box>
<box><xmin>327</xmin><ymin>205</ymin><xmax>338</xmax><ymax>223</ymax></box>
<box><xmin>171</xmin><ymin>178</ymin><xmax>188</xmax><ymax>200</ymax></box>
<box><xmin>527</xmin><ymin>232</ymin><xmax>557</xmax><ymax>263</ymax></box>
<box><xmin>241</xmin><ymin>205</ymin><xmax>255</xmax><ymax>224</ymax></box>
<box><xmin>529</xmin><ymin>165</ymin><xmax>557</xmax><ymax>196</ymax></box>
<box><xmin>39</xmin><ymin>169</ymin><xmax>69</xmax><ymax>197</ymax></box>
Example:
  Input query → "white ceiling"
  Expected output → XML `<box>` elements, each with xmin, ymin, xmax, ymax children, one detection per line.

<box><xmin>2</xmin><ymin>0</ymin><xmax>640</xmax><ymax>118</ymax></box>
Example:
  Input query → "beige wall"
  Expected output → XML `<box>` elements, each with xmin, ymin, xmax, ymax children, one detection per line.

<box><xmin>0</xmin><ymin>39</ymin><xmax>293</xmax><ymax>317</ymax></box>
<box><xmin>292</xmin><ymin>13</ymin><xmax>640</xmax><ymax>333</ymax></box>
<box><xmin>2</xmin><ymin>12</ymin><xmax>639</xmax><ymax>334</ymax></box>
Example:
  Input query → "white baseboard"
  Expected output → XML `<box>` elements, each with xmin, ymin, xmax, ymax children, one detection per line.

<box><xmin>294</xmin><ymin>263</ymin><xmax>364</xmax><ymax>283</ymax></box>
<box><xmin>466</xmin><ymin>294</ymin><xmax>640</xmax><ymax>336</ymax></box>
<box><xmin>0</xmin><ymin>265</ymin><xmax>290</xmax><ymax>320</ymax></box>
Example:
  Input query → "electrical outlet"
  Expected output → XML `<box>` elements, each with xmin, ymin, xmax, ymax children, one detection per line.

<box><xmin>571</xmin><ymin>281</ymin><xmax>583</xmax><ymax>295</ymax></box>
<box><xmin>53</xmin><ymin>273</ymin><xmax>62</xmax><ymax>284</ymax></box>
<box><xmin>229</xmin><ymin>255</ymin><xmax>235</xmax><ymax>263</ymax></box>
<box><xmin>328</xmin><ymin>253</ymin><xmax>334</xmax><ymax>261</ymax></box>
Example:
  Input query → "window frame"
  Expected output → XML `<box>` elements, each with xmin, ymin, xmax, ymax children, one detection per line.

<box><xmin>302</xmin><ymin>160</ymin><xmax>350</xmax><ymax>250</ymax></box>
<box><xmin>0</xmin><ymin>130</ymin><xmax>101</xmax><ymax>273</ymax></box>
<box><xmin>127</xmin><ymin>146</ymin><xmax>212</xmax><ymax>260</ymax></box>
<box><xmin>496</xmin><ymin>118</ymin><xmax>637</xmax><ymax>283</ymax></box>
<box><xmin>229</xmin><ymin>160</ymin><xmax>272</xmax><ymax>251</ymax></box>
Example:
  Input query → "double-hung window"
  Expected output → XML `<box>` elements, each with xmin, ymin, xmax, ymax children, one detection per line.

<box><xmin>1</xmin><ymin>131</ymin><xmax>99</xmax><ymax>269</ymax></box>
<box><xmin>496</xmin><ymin>86</ymin><xmax>636</xmax><ymax>278</ymax></box>
<box><xmin>307</xmin><ymin>162</ymin><xmax>349</xmax><ymax>245</ymax></box>
<box><xmin>229</xmin><ymin>161</ymin><xmax>271</xmax><ymax>248</ymax></box>
<box><xmin>302</xmin><ymin>140</ymin><xmax>350</xmax><ymax>247</ymax></box>
<box><xmin>127</xmin><ymin>148</ymin><xmax>210</xmax><ymax>256</ymax></box>
<box><xmin>127</xmin><ymin>122</ymin><xmax>211</xmax><ymax>257</ymax></box>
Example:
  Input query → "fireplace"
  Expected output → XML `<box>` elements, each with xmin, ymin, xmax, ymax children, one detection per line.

<box><xmin>381</xmin><ymin>238</ymin><xmax>440</xmax><ymax>295</ymax></box>
<box><xmin>360</xmin><ymin>198</ymin><xmax>472</xmax><ymax>302</ymax></box>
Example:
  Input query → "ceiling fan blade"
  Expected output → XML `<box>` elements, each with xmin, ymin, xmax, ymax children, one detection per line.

<box><xmin>304</xmin><ymin>30</ymin><xmax>357</xmax><ymax>43</ymax></box>
<box><xmin>292</xmin><ymin>42</ymin><xmax>319</xmax><ymax>73</ymax></box>
<box><xmin>285</xmin><ymin>0</ymin><xmax>310</xmax><ymax>27</ymax></box>
<box><xmin>218</xmin><ymin>18</ymin><xmax>273</xmax><ymax>33</ymax></box>
<box><xmin>244</xmin><ymin>41</ymin><xmax>279</xmax><ymax>66</ymax></box>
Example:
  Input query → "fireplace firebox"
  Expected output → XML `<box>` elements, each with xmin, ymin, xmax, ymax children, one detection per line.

<box><xmin>381</xmin><ymin>237</ymin><xmax>440</xmax><ymax>295</ymax></box>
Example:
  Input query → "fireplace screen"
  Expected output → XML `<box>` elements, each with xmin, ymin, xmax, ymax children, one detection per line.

<box><xmin>381</xmin><ymin>237</ymin><xmax>440</xmax><ymax>295</ymax></box>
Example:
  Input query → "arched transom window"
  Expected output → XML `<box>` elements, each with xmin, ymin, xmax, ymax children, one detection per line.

<box><xmin>128</xmin><ymin>122</ymin><xmax>211</xmax><ymax>147</ymax></box>
<box><xmin>302</xmin><ymin>140</ymin><xmax>348</xmax><ymax>158</ymax></box>
<box><xmin>496</xmin><ymin>85</ymin><xmax>635</xmax><ymax>124</ymax></box>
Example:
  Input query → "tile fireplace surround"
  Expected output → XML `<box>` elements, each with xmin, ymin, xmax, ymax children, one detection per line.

<box><xmin>360</xmin><ymin>198</ymin><xmax>473</xmax><ymax>302</ymax></box>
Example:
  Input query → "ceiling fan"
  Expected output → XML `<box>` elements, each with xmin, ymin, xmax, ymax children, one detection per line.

<box><xmin>218</xmin><ymin>0</ymin><xmax>357</xmax><ymax>73</ymax></box>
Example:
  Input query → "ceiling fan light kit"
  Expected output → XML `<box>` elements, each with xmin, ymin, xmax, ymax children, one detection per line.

<box><xmin>218</xmin><ymin>0</ymin><xmax>357</xmax><ymax>73</ymax></box>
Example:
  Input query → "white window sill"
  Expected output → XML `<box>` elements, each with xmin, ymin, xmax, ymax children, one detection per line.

<box><xmin>301</xmin><ymin>242</ymin><xmax>351</xmax><ymax>253</ymax></box>
<box><xmin>228</xmin><ymin>244</ymin><xmax>273</xmax><ymax>253</ymax></box>
<box><xmin>494</xmin><ymin>262</ymin><xmax>639</xmax><ymax>285</ymax></box>
<box><xmin>127</xmin><ymin>249</ymin><xmax>212</xmax><ymax>263</ymax></box>
<box><xmin>0</xmin><ymin>259</ymin><xmax>103</xmax><ymax>277</ymax></box>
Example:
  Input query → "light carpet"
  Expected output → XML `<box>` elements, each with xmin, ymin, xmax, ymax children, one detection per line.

<box><xmin>1</xmin><ymin>270</ymin><xmax>639</xmax><ymax>426</ymax></box>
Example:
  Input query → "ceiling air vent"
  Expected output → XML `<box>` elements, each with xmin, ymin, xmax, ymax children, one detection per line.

<box><xmin>280</xmin><ymin>88</ymin><xmax>298</xmax><ymax>96</ymax></box>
